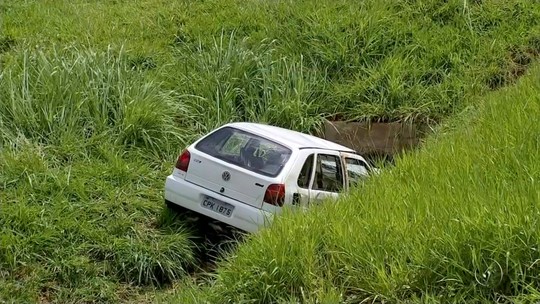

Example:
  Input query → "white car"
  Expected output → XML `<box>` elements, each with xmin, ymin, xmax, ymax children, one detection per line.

<box><xmin>164</xmin><ymin>122</ymin><xmax>375</xmax><ymax>233</ymax></box>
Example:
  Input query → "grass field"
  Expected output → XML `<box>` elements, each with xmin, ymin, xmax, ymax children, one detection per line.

<box><xmin>1</xmin><ymin>0</ymin><xmax>540</xmax><ymax>302</ymax></box>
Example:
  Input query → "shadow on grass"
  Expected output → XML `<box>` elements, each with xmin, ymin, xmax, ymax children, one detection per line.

<box><xmin>156</xmin><ymin>202</ymin><xmax>246</xmax><ymax>275</ymax></box>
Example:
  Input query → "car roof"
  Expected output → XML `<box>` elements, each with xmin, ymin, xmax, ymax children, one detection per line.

<box><xmin>224</xmin><ymin>122</ymin><xmax>356</xmax><ymax>153</ymax></box>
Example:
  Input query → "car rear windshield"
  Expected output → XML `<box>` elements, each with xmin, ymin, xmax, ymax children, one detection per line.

<box><xmin>195</xmin><ymin>127</ymin><xmax>292</xmax><ymax>177</ymax></box>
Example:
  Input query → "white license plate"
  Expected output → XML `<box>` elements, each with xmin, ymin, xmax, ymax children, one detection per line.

<box><xmin>201</xmin><ymin>196</ymin><xmax>234</xmax><ymax>217</ymax></box>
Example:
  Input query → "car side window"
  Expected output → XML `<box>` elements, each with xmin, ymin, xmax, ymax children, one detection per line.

<box><xmin>345</xmin><ymin>158</ymin><xmax>370</xmax><ymax>188</ymax></box>
<box><xmin>297</xmin><ymin>154</ymin><xmax>315</xmax><ymax>188</ymax></box>
<box><xmin>313</xmin><ymin>154</ymin><xmax>344</xmax><ymax>193</ymax></box>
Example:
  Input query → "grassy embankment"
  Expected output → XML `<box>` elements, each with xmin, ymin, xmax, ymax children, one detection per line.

<box><xmin>1</xmin><ymin>0</ymin><xmax>539</xmax><ymax>302</ymax></box>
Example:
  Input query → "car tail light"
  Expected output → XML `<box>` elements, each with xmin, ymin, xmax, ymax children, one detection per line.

<box><xmin>264</xmin><ymin>184</ymin><xmax>285</xmax><ymax>207</ymax></box>
<box><xmin>175</xmin><ymin>150</ymin><xmax>190</xmax><ymax>172</ymax></box>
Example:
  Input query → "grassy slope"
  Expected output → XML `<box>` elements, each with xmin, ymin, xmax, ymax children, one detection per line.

<box><xmin>0</xmin><ymin>2</ymin><xmax>196</xmax><ymax>302</ymax></box>
<box><xmin>165</xmin><ymin>68</ymin><xmax>540</xmax><ymax>303</ymax></box>
<box><xmin>1</xmin><ymin>0</ymin><xmax>540</xmax><ymax>302</ymax></box>
<box><xmin>0</xmin><ymin>143</ymin><xmax>195</xmax><ymax>303</ymax></box>
<box><xmin>0</xmin><ymin>47</ymin><xmax>197</xmax><ymax>303</ymax></box>
<box><xmin>3</xmin><ymin>0</ymin><xmax>540</xmax><ymax>128</ymax></box>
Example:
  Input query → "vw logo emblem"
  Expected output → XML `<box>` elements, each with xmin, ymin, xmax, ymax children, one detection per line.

<box><xmin>222</xmin><ymin>171</ymin><xmax>231</xmax><ymax>181</ymax></box>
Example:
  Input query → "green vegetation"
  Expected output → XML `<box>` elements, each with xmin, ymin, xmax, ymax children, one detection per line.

<box><xmin>0</xmin><ymin>146</ymin><xmax>195</xmax><ymax>302</ymax></box>
<box><xmin>164</xmin><ymin>65</ymin><xmax>540</xmax><ymax>303</ymax></box>
<box><xmin>0</xmin><ymin>46</ymin><xmax>203</xmax><ymax>302</ymax></box>
<box><xmin>1</xmin><ymin>0</ymin><xmax>540</xmax><ymax>302</ymax></box>
<box><xmin>3</xmin><ymin>0</ymin><xmax>540</xmax><ymax>129</ymax></box>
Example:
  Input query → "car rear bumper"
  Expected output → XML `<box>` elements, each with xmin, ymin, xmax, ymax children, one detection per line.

<box><xmin>164</xmin><ymin>174</ymin><xmax>273</xmax><ymax>233</ymax></box>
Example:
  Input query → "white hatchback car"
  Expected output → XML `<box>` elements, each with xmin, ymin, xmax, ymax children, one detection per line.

<box><xmin>164</xmin><ymin>122</ymin><xmax>374</xmax><ymax>233</ymax></box>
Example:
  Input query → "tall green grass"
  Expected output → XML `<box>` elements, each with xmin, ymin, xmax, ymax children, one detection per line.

<box><xmin>0</xmin><ymin>47</ymin><xmax>188</xmax><ymax>158</ymax></box>
<box><xmin>0</xmin><ymin>47</ymin><xmax>198</xmax><ymax>302</ymax></box>
<box><xmin>164</xmin><ymin>0</ymin><xmax>540</xmax><ymax>124</ymax></box>
<box><xmin>171</xmin><ymin>34</ymin><xmax>326</xmax><ymax>134</ymax></box>
<box><xmin>3</xmin><ymin>0</ymin><xmax>540</xmax><ymax>128</ymax></box>
<box><xmin>0</xmin><ymin>140</ymin><xmax>197</xmax><ymax>302</ymax></box>
<box><xmin>166</xmin><ymin>67</ymin><xmax>540</xmax><ymax>303</ymax></box>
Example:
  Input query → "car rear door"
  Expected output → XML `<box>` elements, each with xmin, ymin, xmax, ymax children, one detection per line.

<box><xmin>290</xmin><ymin>153</ymin><xmax>315</xmax><ymax>207</ymax></box>
<box><xmin>308</xmin><ymin>151</ymin><xmax>345</xmax><ymax>205</ymax></box>
<box><xmin>340</xmin><ymin>152</ymin><xmax>372</xmax><ymax>190</ymax></box>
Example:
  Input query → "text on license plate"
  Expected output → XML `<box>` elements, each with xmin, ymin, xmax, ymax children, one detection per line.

<box><xmin>201</xmin><ymin>196</ymin><xmax>234</xmax><ymax>217</ymax></box>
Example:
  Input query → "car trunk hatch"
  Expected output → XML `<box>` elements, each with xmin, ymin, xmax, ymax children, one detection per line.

<box><xmin>185</xmin><ymin>150</ymin><xmax>268</xmax><ymax>209</ymax></box>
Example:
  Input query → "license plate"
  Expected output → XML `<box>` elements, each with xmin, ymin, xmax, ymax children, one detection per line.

<box><xmin>201</xmin><ymin>196</ymin><xmax>234</xmax><ymax>217</ymax></box>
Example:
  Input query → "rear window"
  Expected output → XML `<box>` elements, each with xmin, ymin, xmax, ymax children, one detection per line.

<box><xmin>195</xmin><ymin>127</ymin><xmax>292</xmax><ymax>177</ymax></box>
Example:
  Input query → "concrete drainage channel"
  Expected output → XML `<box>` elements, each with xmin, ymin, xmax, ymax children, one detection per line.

<box><xmin>320</xmin><ymin>120</ymin><xmax>425</xmax><ymax>164</ymax></box>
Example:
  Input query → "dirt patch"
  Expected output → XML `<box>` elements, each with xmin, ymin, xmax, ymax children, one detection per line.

<box><xmin>487</xmin><ymin>43</ymin><xmax>540</xmax><ymax>90</ymax></box>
